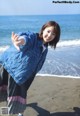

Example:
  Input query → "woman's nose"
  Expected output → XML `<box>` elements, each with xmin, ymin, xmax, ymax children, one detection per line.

<box><xmin>48</xmin><ymin>33</ymin><xmax>51</xmax><ymax>37</ymax></box>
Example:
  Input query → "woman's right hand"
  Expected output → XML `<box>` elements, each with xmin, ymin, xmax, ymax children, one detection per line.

<box><xmin>11</xmin><ymin>32</ymin><xmax>25</xmax><ymax>50</ymax></box>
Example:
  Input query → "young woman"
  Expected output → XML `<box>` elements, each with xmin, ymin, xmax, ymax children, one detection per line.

<box><xmin>0</xmin><ymin>21</ymin><xmax>60</xmax><ymax>116</ymax></box>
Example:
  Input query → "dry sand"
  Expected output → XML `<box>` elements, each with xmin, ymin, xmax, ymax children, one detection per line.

<box><xmin>1</xmin><ymin>76</ymin><xmax>80</xmax><ymax>116</ymax></box>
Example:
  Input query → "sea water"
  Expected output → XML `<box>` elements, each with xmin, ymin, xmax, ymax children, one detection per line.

<box><xmin>0</xmin><ymin>15</ymin><xmax>80</xmax><ymax>77</ymax></box>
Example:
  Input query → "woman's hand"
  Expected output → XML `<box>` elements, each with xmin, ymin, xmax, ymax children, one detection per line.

<box><xmin>11</xmin><ymin>32</ymin><xmax>25</xmax><ymax>50</ymax></box>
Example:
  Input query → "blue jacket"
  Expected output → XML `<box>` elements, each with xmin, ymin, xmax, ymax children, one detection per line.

<box><xmin>0</xmin><ymin>31</ymin><xmax>48</xmax><ymax>85</ymax></box>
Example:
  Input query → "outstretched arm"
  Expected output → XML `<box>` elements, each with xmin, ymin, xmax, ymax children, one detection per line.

<box><xmin>11</xmin><ymin>32</ymin><xmax>25</xmax><ymax>50</ymax></box>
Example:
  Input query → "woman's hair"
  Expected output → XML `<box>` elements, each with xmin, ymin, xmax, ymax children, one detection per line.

<box><xmin>39</xmin><ymin>21</ymin><xmax>61</xmax><ymax>49</ymax></box>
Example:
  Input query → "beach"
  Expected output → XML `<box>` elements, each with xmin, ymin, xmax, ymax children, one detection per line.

<box><xmin>25</xmin><ymin>76</ymin><xmax>80</xmax><ymax>116</ymax></box>
<box><xmin>0</xmin><ymin>14</ymin><xmax>80</xmax><ymax>116</ymax></box>
<box><xmin>0</xmin><ymin>76</ymin><xmax>80</xmax><ymax>116</ymax></box>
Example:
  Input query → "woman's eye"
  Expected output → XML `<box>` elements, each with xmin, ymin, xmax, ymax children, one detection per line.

<box><xmin>52</xmin><ymin>33</ymin><xmax>55</xmax><ymax>36</ymax></box>
<box><xmin>47</xmin><ymin>30</ymin><xmax>50</xmax><ymax>33</ymax></box>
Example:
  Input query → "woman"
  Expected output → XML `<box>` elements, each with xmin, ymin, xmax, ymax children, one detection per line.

<box><xmin>0</xmin><ymin>21</ymin><xmax>60</xmax><ymax>116</ymax></box>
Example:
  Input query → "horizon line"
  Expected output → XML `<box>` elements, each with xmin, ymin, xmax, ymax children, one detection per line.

<box><xmin>0</xmin><ymin>13</ymin><xmax>80</xmax><ymax>16</ymax></box>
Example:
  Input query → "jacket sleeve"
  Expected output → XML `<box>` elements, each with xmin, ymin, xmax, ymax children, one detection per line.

<box><xmin>17</xmin><ymin>31</ymin><xmax>36</xmax><ymax>51</ymax></box>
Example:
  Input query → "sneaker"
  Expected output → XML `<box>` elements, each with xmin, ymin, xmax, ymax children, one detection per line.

<box><xmin>18</xmin><ymin>113</ymin><xmax>23</xmax><ymax>116</ymax></box>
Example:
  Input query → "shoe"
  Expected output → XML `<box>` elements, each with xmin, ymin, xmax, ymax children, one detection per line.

<box><xmin>18</xmin><ymin>113</ymin><xmax>23</xmax><ymax>116</ymax></box>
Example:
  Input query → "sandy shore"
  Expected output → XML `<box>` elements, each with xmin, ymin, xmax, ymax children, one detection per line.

<box><xmin>1</xmin><ymin>76</ymin><xmax>80</xmax><ymax>116</ymax></box>
<box><xmin>24</xmin><ymin>76</ymin><xmax>80</xmax><ymax>116</ymax></box>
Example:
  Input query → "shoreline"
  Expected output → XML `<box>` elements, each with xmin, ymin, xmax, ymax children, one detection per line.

<box><xmin>37</xmin><ymin>74</ymin><xmax>80</xmax><ymax>78</ymax></box>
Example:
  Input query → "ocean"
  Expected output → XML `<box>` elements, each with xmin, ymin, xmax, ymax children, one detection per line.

<box><xmin>0</xmin><ymin>15</ymin><xmax>80</xmax><ymax>77</ymax></box>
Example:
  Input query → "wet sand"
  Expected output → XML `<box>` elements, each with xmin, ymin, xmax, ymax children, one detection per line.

<box><xmin>24</xmin><ymin>76</ymin><xmax>80</xmax><ymax>116</ymax></box>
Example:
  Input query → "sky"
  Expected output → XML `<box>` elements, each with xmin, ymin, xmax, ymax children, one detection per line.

<box><xmin>0</xmin><ymin>0</ymin><xmax>80</xmax><ymax>15</ymax></box>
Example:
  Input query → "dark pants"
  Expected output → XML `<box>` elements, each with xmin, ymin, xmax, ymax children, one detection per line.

<box><xmin>0</xmin><ymin>65</ymin><xmax>35</xmax><ymax>114</ymax></box>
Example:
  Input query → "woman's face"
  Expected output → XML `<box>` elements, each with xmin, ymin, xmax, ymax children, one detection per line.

<box><xmin>42</xmin><ymin>26</ymin><xmax>56</xmax><ymax>43</ymax></box>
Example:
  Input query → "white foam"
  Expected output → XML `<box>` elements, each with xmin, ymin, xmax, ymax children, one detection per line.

<box><xmin>0</xmin><ymin>46</ymin><xmax>9</xmax><ymax>52</ymax></box>
<box><xmin>37</xmin><ymin>74</ymin><xmax>80</xmax><ymax>79</ymax></box>
<box><xmin>57</xmin><ymin>39</ymin><xmax>80</xmax><ymax>47</ymax></box>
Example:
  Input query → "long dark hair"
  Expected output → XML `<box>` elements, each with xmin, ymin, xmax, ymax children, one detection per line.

<box><xmin>39</xmin><ymin>21</ymin><xmax>61</xmax><ymax>49</ymax></box>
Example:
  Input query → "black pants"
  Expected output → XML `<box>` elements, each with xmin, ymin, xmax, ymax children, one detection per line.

<box><xmin>0</xmin><ymin>65</ymin><xmax>35</xmax><ymax>114</ymax></box>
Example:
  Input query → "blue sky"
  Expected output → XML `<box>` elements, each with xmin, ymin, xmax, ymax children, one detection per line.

<box><xmin>0</xmin><ymin>0</ymin><xmax>80</xmax><ymax>15</ymax></box>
